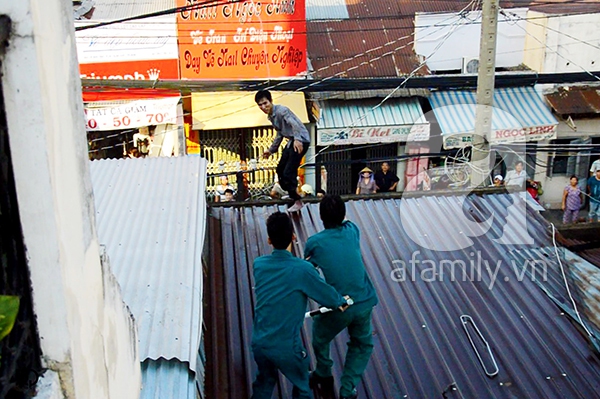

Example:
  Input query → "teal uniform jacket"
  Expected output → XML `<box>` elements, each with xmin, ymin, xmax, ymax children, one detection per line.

<box><xmin>252</xmin><ymin>249</ymin><xmax>347</xmax><ymax>349</ymax></box>
<box><xmin>304</xmin><ymin>220</ymin><xmax>378</xmax><ymax>314</ymax></box>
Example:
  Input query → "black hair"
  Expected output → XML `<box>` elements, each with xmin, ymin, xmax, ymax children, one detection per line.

<box><xmin>316</xmin><ymin>189</ymin><xmax>326</xmax><ymax>195</ymax></box>
<box><xmin>224</xmin><ymin>188</ymin><xmax>234</xmax><ymax>194</ymax></box>
<box><xmin>514</xmin><ymin>160</ymin><xmax>524</xmax><ymax>167</ymax></box>
<box><xmin>320</xmin><ymin>194</ymin><xmax>345</xmax><ymax>229</ymax></box>
<box><xmin>266</xmin><ymin>212</ymin><xmax>293</xmax><ymax>249</ymax></box>
<box><xmin>255</xmin><ymin>90</ymin><xmax>272</xmax><ymax>104</ymax></box>
<box><xmin>570</xmin><ymin>175</ymin><xmax>578</xmax><ymax>181</ymax></box>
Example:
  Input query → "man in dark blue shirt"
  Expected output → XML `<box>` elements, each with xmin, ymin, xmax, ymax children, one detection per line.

<box><xmin>251</xmin><ymin>212</ymin><xmax>349</xmax><ymax>399</ymax></box>
<box><xmin>374</xmin><ymin>162</ymin><xmax>400</xmax><ymax>192</ymax></box>
<box><xmin>256</xmin><ymin>90</ymin><xmax>310</xmax><ymax>213</ymax></box>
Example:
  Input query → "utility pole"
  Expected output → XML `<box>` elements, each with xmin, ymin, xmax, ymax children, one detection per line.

<box><xmin>470</xmin><ymin>0</ymin><xmax>499</xmax><ymax>186</ymax></box>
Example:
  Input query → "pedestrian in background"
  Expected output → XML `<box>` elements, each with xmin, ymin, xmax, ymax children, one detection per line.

<box><xmin>504</xmin><ymin>161</ymin><xmax>527</xmax><ymax>188</ymax></box>
<box><xmin>562</xmin><ymin>175</ymin><xmax>582</xmax><ymax>224</ymax></box>
<box><xmin>356</xmin><ymin>167</ymin><xmax>376</xmax><ymax>195</ymax></box>
<box><xmin>374</xmin><ymin>162</ymin><xmax>399</xmax><ymax>192</ymax></box>
<box><xmin>587</xmin><ymin>169</ymin><xmax>600</xmax><ymax>222</ymax></box>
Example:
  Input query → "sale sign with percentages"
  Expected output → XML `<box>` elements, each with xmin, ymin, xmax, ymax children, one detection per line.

<box><xmin>177</xmin><ymin>0</ymin><xmax>307</xmax><ymax>79</ymax></box>
<box><xmin>84</xmin><ymin>97</ymin><xmax>181</xmax><ymax>131</ymax></box>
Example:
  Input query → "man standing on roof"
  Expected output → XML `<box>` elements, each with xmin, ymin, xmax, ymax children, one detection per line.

<box><xmin>251</xmin><ymin>212</ymin><xmax>350</xmax><ymax>399</ymax></box>
<box><xmin>256</xmin><ymin>90</ymin><xmax>310</xmax><ymax>213</ymax></box>
<box><xmin>304</xmin><ymin>195</ymin><xmax>379</xmax><ymax>399</ymax></box>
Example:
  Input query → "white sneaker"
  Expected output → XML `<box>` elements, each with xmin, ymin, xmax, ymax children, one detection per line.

<box><xmin>287</xmin><ymin>200</ymin><xmax>303</xmax><ymax>213</ymax></box>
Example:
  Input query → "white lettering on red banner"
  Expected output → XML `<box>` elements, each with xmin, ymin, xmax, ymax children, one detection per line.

<box><xmin>84</xmin><ymin>98</ymin><xmax>180</xmax><ymax>131</ymax></box>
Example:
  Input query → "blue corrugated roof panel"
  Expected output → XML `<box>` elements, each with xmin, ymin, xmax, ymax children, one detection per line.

<box><xmin>141</xmin><ymin>359</ymin><xmax>197</xmax><ymax>399</ymax></box>
<box><xmin>90</xmin><ymin>156</ymin><xmax>207</xmax><ymax>375</ymax></box>
<box><xmin>318</xmin><ymin>98</ymin><xmax>428</xmax><ymax>129</ymax></box>
<box><xmin>205</xmin><ymin>193</ymin><xmax>600</xmax><ymax>398</ymax></box>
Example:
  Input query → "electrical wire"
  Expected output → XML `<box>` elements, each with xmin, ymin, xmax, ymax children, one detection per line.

<box><xmin>75</xmin><ymin>0</ymin><xmax>246</xmax><ymax>31</ymax></box>
<box><xmin>550</xmin><ymin>222</ymin><xmax>595</xmax><ymax>338</ymax></box>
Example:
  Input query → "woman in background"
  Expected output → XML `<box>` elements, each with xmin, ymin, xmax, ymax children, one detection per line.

<box><xmin>562</xmin><ymin>175</ymin><xmax>583</xmax><ymax>224</ymax></box>
<box><xmin>356</xmin><ymin>167</ymin><xmax>376</xmax><ymax>195</ymax></box>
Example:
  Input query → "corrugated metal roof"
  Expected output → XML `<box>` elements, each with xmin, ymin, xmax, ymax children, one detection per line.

<box><xmin>89</xmin><ymin>156</ymin><xmax>207</xmax><ymax>374</ymax></box>
<box><xmin>318</xmin><ymin>98</ymin><xmax>427</xmax><ymax>129</ymax></box>
<box><xmin>545</xmin><ymin>86</ymin><xmax>600</xmax><ymax>115</ymax></box>
<box><xmin>89</xmin><ymin>0</ymin><xmax>175</xmax><ymax>21</ymax></box>
<box><xmin>205</xmin><ymin>193</ymin><xmax>600</xmax><ymax>398</ymax></box>
<box><xmin>141</xmin><ymin>359</ymin><xmax>197</xmax><ymax>399</ymax></box>
<box><xmin>306</xmin><ymin>0</ymin><xmax>349</xmax><ymax>20</ymax></box>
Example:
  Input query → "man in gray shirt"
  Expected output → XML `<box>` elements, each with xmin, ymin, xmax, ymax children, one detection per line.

<box><xmin>256</xmin><ymin>90</ymin><xmax>310</xmax><ymax>213</ymax></box>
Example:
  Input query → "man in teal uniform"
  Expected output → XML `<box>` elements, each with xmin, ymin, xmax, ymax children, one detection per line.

<box><xmin>251</xmin><ymin>212</ymin><xmax>350</xmax><ymax>399</ymax></box>
<box><xmin>304</xmin><ymin>195</ymin><xmax>379</xmax><ymax>399</ymax></box>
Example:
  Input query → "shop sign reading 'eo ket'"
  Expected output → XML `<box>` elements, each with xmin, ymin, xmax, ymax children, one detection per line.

<box><xmin>177</xmin><ymin>0</ymin><xmax>307</xmax><ymax>79</ymax></box>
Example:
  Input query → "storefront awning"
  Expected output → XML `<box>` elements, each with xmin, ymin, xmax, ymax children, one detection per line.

<box><xmin>317</xmin><ymin>98</ymin><xmax>430</xmax><ymax>145</ymax></box>
<box><xmin>84</xmin><ymin>96</ymin><xmax>181</xmax><ymax>131</ymax></box>
<box><xmin>429</xmin><ymin>86</ymin><xmax>558</xmax><ymax>149</ymax></box>
<box><xmin>191</xmin><ymin>91</ymin><xmax>308</xmax><ymax>130</ymax></box>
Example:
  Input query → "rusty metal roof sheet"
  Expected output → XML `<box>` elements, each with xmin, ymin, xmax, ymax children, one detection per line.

<box><xmin>307</xmin><ymin>18</ymin><xmax>425</xmax><ymax>78</ymax></box>
<box><xmin>205</xmin><ymin>193</ymin><xmax>600</xmax><ymax>398</ymax></box>
<box><xmin>545</xmin><ymin>86</ymin><xmax>600</xmax><ymax>115</ymax></box>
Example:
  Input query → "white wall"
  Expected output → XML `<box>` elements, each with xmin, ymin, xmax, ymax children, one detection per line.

<box><xmin>0</xmin><ymin>0</ymin><xmax>141</xmax><ymax>398</ymax></box>
<box><xmin>540</xmin><ymin>13</ymin><xmax>600</xmax><ymax>73</ymax></box>
<box><xmin>415</xmin><ymin>8</ymin><xmax>527</xmax><ymax>72</ymax></box>
<box><xmin>533</xmin><ymin>118</ymin><xmax>600</xmax><ymax>208</ymax></box>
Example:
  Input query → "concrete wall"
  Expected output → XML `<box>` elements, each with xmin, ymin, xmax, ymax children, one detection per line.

<box><xmin>523</xmin><ymin>11</ymin><xmax>548</xmax><ymax>72</ymax></box>
<box><xmin>415</xmin><ymin>8</ymin><xmax>527</xmax><ymax>72</ymax></box>
<box><xmin>533</xmin><ymin>118</ymin><xmax>600</xmax><ymax>208</ymax></box>
<box><xmin>540</xmin><ymin>13</ymin><xmax>600</xmax><ymax>73</ymax></box>
<box><xmin>0</xmin><ymin>0</ymin><xmax>141</xmax><ymax>398</ymax></box>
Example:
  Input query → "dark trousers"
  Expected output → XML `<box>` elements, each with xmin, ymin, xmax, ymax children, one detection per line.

<box><xmin>251</xmin><ymin>344</ymin><xmax>312</xmax><ymax>399</ymax></box>
<box><xmin>277</xmin><ymin>141</ymin><xmax>309</xmax><ymax>201</ymax></box>
<box><xmin>312</xmin><ymin>308</ymin><xmax>374</xmax><ymax>397</ymax></box>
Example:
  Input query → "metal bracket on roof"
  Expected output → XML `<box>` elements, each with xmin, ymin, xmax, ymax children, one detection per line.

<box><xmin>460</xmin><ymin>315</ymin><xmax>499</xmax><ymax>378</ymax></box>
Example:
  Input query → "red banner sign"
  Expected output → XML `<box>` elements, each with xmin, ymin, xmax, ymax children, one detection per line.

<box><xmin>79</xmin><ymin>59</ymin><xmax>180</xmax><ymax>80</ymax></box>
<box><xmin>177</xmin><ymin>0</ymin><xmax>307</xmax><ymax>79</ymax></box>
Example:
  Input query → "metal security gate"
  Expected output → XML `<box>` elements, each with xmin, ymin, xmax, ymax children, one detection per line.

<box><xmin>199</xmin><ymin>127</ymin><xmax>282</xmax><ymax>200</ymax></box>
<box><xmin>0</xmin><ymin>75</ymin><xmax>43</xmax><ymax>398</ymax></box>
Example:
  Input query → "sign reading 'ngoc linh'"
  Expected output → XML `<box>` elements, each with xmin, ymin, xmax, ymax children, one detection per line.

<box><xmin>177</xmin><ymin>0</ymin><xmax>307</xmax><ymax>79</ymax></box>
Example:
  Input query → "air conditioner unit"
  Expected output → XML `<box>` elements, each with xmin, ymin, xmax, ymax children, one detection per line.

<box><xmin>462</xmin><ymin>57</ymin><xmax>479</xmax><ymax>74</ymax></box>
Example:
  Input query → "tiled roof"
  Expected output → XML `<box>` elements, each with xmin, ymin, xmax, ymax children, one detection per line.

<box><xmin>89</xmin><ymin>156</ymin><xmax>207</xmax><ymax>380</ymax></box>
<box><xmin>205</xmin><ymin>193</ymin><xmax>600</xmax><ymax>398</ymax></box>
